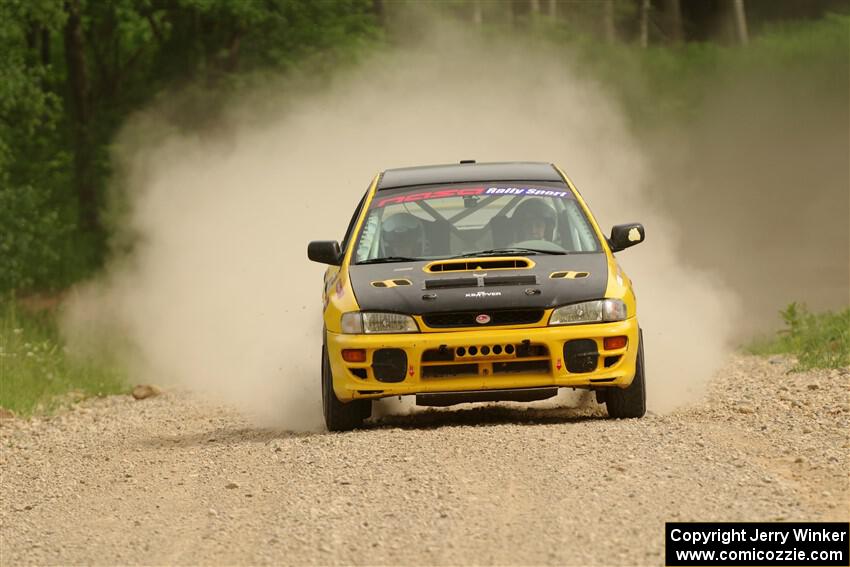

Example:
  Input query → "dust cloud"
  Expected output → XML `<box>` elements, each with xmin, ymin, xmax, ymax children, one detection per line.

<box><xmin>641</xmin><ymin>69</ymin><xmax>850</xmax><ymax>336</ymax></box>
<box><xmin>63</xmin><ymin>30</ymin><xmax>756</xmax><ymax>428</ymax></box>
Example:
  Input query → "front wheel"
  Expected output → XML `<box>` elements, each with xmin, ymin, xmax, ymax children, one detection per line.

<box><xmin>605</xmin><ymin>329</ymin><xmax>647</xmax><ymax>419</ymax></box>
<box><xmin>322</xmin><ymin>344</ymin><xmax>371</xmax><ymax>431</ymax></box>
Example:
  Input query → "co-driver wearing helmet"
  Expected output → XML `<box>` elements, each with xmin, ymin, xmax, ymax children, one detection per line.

<box><xmin>512</xmin><ymin>198</ymin><xmax>557</xmax><ymax>243</ymax></box>
<box><xmin>381</xmin><ymin>212</ymin><xmax>424</xmax><ymax>258</ymax></box>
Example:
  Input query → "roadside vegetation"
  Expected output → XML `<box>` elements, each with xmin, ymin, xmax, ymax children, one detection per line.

<box><xmin>0</xmin><ymin>299</ymin><xmax>126</xmax><ymax>416</ymax></box>
<box><xmin>747</xmin><ymin>304</ymin><xmax>850</xmax><ymax>371</ymax></box>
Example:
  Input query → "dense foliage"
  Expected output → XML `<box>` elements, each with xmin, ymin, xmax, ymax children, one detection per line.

<box><xmin>0</xmin><ymin>0</ymin><xmax>380</xmax><ymax>293</ymax></box>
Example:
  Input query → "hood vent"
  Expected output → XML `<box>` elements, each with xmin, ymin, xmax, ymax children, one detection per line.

<box><xmin>424</xmin><ymin>274</ymin><xmax>537</xmax><ymax>290</ymax></box>
<box><xmin>550</xmin><ymin>271</ymin><xmax>590</xmax><ymax>279</ymax></box>
<box><xmin>426</xmin><ymin>258</ymin><xmax>532</xmax><ymax>273</ymax></box>
<box><xmin>371</xmin><ymin>279</ymin><xmax>412</xmax><ymax>288</ymax></box>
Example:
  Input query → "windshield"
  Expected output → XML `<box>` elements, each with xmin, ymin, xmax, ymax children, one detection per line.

<box><xmin>353</xmin><ymin>182</ymin><xmax>601</xmax><ymax>263</ymax></box>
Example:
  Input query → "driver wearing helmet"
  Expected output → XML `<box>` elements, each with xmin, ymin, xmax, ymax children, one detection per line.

<box><xmin>381</xmin><ymin>212</ymin><xmax>424</xmax><ymax>258</ymax></box>
<box><xmin>512</xmin><ymin>198</ymin><xmax>556</xmax><ymax>242</ymax></box>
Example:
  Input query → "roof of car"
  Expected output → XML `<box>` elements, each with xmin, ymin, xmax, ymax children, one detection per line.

<box><xmin>377</xmin><ymin>161</ymin><xmax>563</xmax><ymax>190</ymax></box>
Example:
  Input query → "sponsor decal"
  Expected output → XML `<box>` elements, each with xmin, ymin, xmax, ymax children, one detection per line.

<box><xmin>465</xmin><ymin>291</ymin><xmax>502</xmax><ymax>298</ymax></box>
<box><xmin>628</xmin><ymin>227</ymin><xmax>642</xmax><ymax>242</ymax></box>
<box><xmin>374</xmin><ymin>187</ymin><xmax>486</xmax><ymax>208</ymax></box>
<box><xmin>475</xmin><ymin>314</ymin><xmax>491</xmax><ymax>324</ymax></box>
<box><xmin>484</xmin><ymin>187</ymin><xmax>575</xmax><ymax>199</ymax></box>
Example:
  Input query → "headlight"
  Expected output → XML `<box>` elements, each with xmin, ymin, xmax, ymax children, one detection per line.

<box><xmin>549</xmin><ymin>299</ymin><xmax>627</xmax><ymax>325</ymax></box>
<box><xmin>340</xmin><ymin>312</ymin><xmax>419</xmax><ymax>334</ymax></box>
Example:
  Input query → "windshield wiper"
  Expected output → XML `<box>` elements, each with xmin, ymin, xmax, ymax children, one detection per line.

<box><xmin>451</xmin><ymin>247</ymin><xmax>566</xmax><ymax>258</ymax></box>
<box><xmin>357</xmin><ymin>256</ymin><xmax>421</xmax><ymax>265</ymax></box>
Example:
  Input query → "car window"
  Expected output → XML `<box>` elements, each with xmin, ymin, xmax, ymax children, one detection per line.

<box><xmin>340</xmin><ymin>190</ymin><xmax>368</xmax><ymax>255</ymax></box>
<box><xmin>353</xmin><ymin>182</ymin><xmax>601</xmax><ymax>262</ymax></box>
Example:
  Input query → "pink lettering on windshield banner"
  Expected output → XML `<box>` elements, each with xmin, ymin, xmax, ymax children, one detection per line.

<box><xmin>372</xmin><ymin>185</ymin><xmax>576</xmax><ymax>208</ymax></box>
<box><xmin>373</xmin><ymin>187</ymin><xmax>486</xmax><ymax>208</ymax></box>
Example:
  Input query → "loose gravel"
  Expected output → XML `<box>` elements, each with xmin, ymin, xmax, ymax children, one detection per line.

<box><xmin>1</xmin><ymin>354</ymin><xmax>848</xmax><ymax>566</ymax></box>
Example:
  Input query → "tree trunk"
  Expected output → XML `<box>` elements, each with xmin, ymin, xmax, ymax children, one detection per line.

<box><xmin>25</xmin><ymin>25</ymin><xmax>51</xmax><ymax>66</ymax></box>
<box><xmin>472</xmin><ymin>0</ymin><xmax>483</xmax><ymax>25</ymax></box>
<box><xmin>529</xmin><ymin>0</ymin><xmax>540</xmax><ymax>14</ymax></box>
<box><xmin>665</xmin><ymin>0</ymin><xmax>683</xmax><ymax>44</ymax></box>
<box><xmin>603</xmin><ymin>0</ymin><xmax>616</xmax><ymax>43</ymax></box>
<box><xmin>733</xmin><ymin>0</ymin><xmax>749</xmax><ymax>45</ymax></box>
<box><xmin>372</xmin><ymin>0</ymin><xmax>385</xmax><ymax>28</ymax></box>
<box><xmin>41</xmin><ymin>27</ymin><xmax>50</xmax><ymax>65</ymax></box>
<box><xmin>64</xmin><ymin>0</ymin><xmax>99</xmax><ymax>233</ymax></box>
<box><xmin>547</xmin><ymin>0</ymin><xmax>557</xmax><ymax>18</ymax></box>
<box><xmin>639</xmin><ymin>0</ymin><xmax>650</xmax><ymax>48</ymax></box>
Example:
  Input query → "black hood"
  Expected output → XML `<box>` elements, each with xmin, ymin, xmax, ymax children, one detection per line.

<box><xmin>349</xmin><ymin>254</ymin><xmax>609</xmax><ymax>315</ymax></box>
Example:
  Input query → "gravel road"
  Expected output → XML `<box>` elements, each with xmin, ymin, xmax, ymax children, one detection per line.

<box><xmin>2</xmin><ymin>354</ymin><xmax>848</xmax><ymax>566</ymax></box>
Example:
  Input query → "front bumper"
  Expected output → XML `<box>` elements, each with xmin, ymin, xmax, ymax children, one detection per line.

<box><xmin>326</xmin><ymin>318</ymin><xmax>639</xmax><ymax>402</ymax></box>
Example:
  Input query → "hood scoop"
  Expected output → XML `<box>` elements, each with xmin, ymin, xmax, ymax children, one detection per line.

<box><xmin>424</xmin><ymin>274</ymin><xmax>537</xmax><ymax>290</ymax></box>
<box><xmin>426</xmin><ymin>258</ymin><xmax>532</xmax><ymax>273</ymax></box>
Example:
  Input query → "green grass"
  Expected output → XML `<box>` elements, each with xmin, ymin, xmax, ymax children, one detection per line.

<box><xmin>747</xmin><ymin>303</ymin><xmax>850</xmax><ymax>371</ymax></box>
<box><xmin>0</xmin><ymin>299</ymin><xmax>127</xmax><ymax>416</ymax></box>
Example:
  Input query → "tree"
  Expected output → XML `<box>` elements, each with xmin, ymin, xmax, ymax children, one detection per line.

<box><xmin>0</xmin><ymin>0</ymin><xmax>381</xmax><ymax>293</ymax></box>
<box><xmin>63</xmin><ymin>0</ymin><xmax>97</xmax><ymax>233</ymax></box>
<box><xmin>732</xmin><ymin>0</ymin><xmax>749</xmax><ymax>45</ymax></box>
<box><xmin>603</xmin><ymin>0</ymin><xmax>616</xmax><ymax>43</ymax></box>
<box><xmin>665</xmin><ymin>0</ymin><xmax>683</xmax><ymax>44</ymax></box>
<box><xmin>472</xmin><ymin>0</ymin><xmax>483</xmax><ymax>25</ymax></box>
<box><xmin>639</xmin><ymin>0</ymin><xmax>651</xmax><ymax>48</ymax></box>
<box><xmin>0</xmin><ymin>0</ymin><xmax>71</xmax><ymax>291</ymax></box>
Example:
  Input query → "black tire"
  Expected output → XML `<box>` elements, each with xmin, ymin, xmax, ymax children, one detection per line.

<box><xmin>605</xmin><ymin>329</ymin><xmax>646</xmax><ymax>419</ymax></box>
<box><xmin>321</xmin><ymin>343</ymin><xmax>371</xmax><ymax>432</ymax></box>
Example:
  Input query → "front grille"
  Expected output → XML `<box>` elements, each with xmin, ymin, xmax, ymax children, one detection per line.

<box><xmin>423</xmin><ymin>309</ymin><xmax>544</xmax><ymax>328</ymax></box>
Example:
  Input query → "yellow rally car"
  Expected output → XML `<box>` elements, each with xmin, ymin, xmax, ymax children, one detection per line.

<box><xmin>308</xmin><ymin>161</ymin><xmax>646</xmax><ymax>431</ymax></box>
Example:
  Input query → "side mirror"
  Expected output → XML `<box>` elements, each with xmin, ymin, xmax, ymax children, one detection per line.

<box><xmin>609</xmin><ymin>223</ymin><xmax>645</xmax><ymax>252</ymax></box>
<box><xmin>308</xmin><ymin>240</ymin><xmax>341</xmax><ymax>265</ymax></box>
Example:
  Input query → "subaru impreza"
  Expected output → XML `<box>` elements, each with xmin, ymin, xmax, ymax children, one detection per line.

<box><xmin>308</xmin><ymin>161</ymin><xmax>646</xmax><ymax>431</ymax></box>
